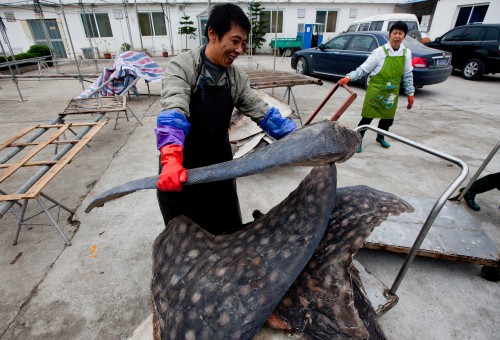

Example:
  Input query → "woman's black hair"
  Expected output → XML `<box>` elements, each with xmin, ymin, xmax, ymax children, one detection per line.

<box><xmin>389</xmin><ymin>21</ymin><xmax>409</xmax><ymax>35</ymax></box>
<box><xmin>204</xmin><ymin>3</ymin><xmax>251</xmax><ymax>39</ymax></box>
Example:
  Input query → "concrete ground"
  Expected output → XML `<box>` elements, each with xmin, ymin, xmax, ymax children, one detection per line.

<box><xmin>0</xmin><ymin>55</ymin><xmax>498</xmax><ymax>340</ymax></box>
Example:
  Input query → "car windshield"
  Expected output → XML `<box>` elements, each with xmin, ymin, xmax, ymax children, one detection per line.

<box><xmin>382</xmin><ymin>32</ymin><xmax>424</xmax><ymax>47</ymax></box>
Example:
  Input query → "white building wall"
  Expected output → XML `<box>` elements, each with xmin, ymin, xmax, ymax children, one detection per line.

<box><xmin>428</xmin><ymin>0</ymin><xmax>500</xmax><ymax>40</ymax></box>
<box><xmin>257</xmin><ymin>2</ymin><xmax>398</xmax><ymax>54</ymax></box>
<box><xmin>1</xmin><ymin>0</ymin><xmax>407</xmax><ymax>58</ymax></box>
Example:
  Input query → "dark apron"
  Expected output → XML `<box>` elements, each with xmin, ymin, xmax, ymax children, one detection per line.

<box><xmin>157</xmin><ymin>74</ymin><xmax>243</xmax><ymax>235</ymax></box>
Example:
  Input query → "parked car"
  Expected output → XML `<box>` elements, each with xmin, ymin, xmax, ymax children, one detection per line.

<box><xmin>291</xmin><ymin>31</ymin><xmax>453</xmax><ymax>89</ymax></box>
<box><xmin>345</xmin><ymin>13</ymin><xmax>426</xmax><ymax>42</ymax></box>
<box><xmin>425</xmin><ymin>23</ymin><xmax>500</xmax><ymax>80</ymax></box>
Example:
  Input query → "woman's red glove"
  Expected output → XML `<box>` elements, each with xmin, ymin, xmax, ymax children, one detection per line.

<box><xmin>157</xmin><ymin>144</ymin><xmax>187</xmax><ymax>192</ymax></box>
<box><xmin>339</xmin><ymin>77</ymin><xmax>350</xmax><ymax>85</ymax></box>
<box><xmin>407</xmin><ymin>95</ymin><xmax>414</xmax><ymax>109</ymax></box>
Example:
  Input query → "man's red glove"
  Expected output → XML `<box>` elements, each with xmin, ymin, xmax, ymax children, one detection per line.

<box><xmin>157</xmin><ymin>144</ymin><xmax>187</xmax><ymax>192</ymax></box>
<box><xmin>339</xmin><ymin>77</ymin><xmax>350</xmax><ymax>85</ymax></box>
<box><xmin>407</xmin><ymin>95</ymin><xmax>414</xmax><ymax>109</ymax></box>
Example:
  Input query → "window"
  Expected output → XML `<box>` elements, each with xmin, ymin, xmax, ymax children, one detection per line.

<box><xmin>347</xmin><ymin>24</ymin><xmax>358</xmax><ymax>32</ymax></box>
<box><xmin>261</xmin><ymin>10</ymin><xmax>283</xmax><ymax>33</ymax></box>
<box><xmin>442</xmin><ymin>27</ymin><xmax>466</xmax><ymax>41</ymax></box>
<box><xmin>346</xmin><ymin>36</ymin><xmax>377</xmax><ymax>52</ymax></box>
<box><xmin>139</xmin><ymin>12</ymin><xmax>167</xmax><ymax>36</ymax></box>
<box><xmin>483</xmin><ymin>27</ymin><xmax>499</xmax><ymax>41</ymax></box>
<box><xmin>462</xmin><ymin>26</ymin><xmax>485</xmax><ymax>41</ymax></box>
<box><xmin>369</xmin><ymin>21</ymin><xmax>383</xmax><ymax>31</ymax></box>
<box><xmin>324</xmin><ymin>35</ymin><xmax>350</xmax><ymax>50</ymax></box>
<box><xmin>388</xmin><ymin>21</ymin><xmax>418</xmax><ymax>32</ymax></box>
<box><xmin>358</xmin><ymin>23</ymin><xmax>370</xmax><ymax>32</ymax></box>
<box><xmin>316</xmin><ymin>10</ymin><xmax>338</xmax><ymax>33</ymax></box>
<box><xmin>81</xmin><ymin>13</ymin><xmax>113</xmax><ymax>38</ymax></box>
<box><xmin>455</xmin><ymin>4</ymin><xmax>489</xmax><ymax>27</ymax></box>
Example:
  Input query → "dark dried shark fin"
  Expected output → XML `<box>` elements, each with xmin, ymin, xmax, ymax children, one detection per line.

<box><xmin>269</xmin><ymin>186</ymin><xmax>414</xmax><ymax>339</ymax></box>
<box><xmin>151</xmin><ymin>165</ymin><xmax>338</xmax><ymax>340</ymax></box>
<box><xmin>84</xmin><ymin>121</ymin><xmax>360</xmax><ymax>213</ymax></box>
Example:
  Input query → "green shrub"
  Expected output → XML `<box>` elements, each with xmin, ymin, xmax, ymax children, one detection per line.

<box><xmin>14</xmin><ymin>52</ymin><xmax>38</xmax><ymax>60</ymax></box>
<box><xmin>27</xmin><ymin>44</ymin><xmax>51</xmax><ymax>57</ymax></box>
<box><xmin>0</xmin><ymin>56</ymin><xmax>6</xmax><ymax>63</ymax></box>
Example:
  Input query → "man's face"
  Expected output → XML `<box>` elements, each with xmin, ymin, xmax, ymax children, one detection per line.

<box><xmin>389</xmin><ymin>28</ymin><xmax>406</xmax><ymax>50</ymax></box>
<box><xmin>207</xmin><ymin>25</ymin><xmax>248</xmax><ymax>67</ymax></box>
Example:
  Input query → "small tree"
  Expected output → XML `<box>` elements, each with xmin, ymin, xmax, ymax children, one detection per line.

<box><xmin>178</xmin><ymin>14</ymin><xmax>197</xmax><ymax>50</ymax></box>
<box><xmin>249</xmin><ymin>1</ymin><xmax>268</xmax><ymax>52</ymax></box>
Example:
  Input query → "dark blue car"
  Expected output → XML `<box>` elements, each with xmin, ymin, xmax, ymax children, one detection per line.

<box><xmin>291</xmin><ymin>31</ymin><xmax>453</xmax><ymax>88</ymax></box>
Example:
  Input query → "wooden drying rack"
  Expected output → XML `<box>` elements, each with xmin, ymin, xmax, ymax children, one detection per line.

<box><xmin>246</xmin><ymin>70</ymin><xmax>323</xmax><ymax>126</ymax></box>
<box><xmin>0</xmin><ymin>121</ymin><xmax>107</xmax><ymax>245</ymax></box>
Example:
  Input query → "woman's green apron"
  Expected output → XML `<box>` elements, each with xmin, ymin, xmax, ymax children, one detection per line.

<box><xmin>362</xmin><ymin>46</ymin><xmax>406</xmax><ymax>119</ymax></box>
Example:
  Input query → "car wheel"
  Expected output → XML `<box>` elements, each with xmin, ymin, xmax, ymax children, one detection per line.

<box><xmin>462</xmin><ymin>58</ymin><xmax>483</xmax><ymax>80</ymax></box>
<box><xmin>282</xmin><ymin>48</ymin><xmax>293</xmax><ymax>57</ymax></box>
<box><xmin>296</xmin><ymin>57</ymin><xmax>309</xmax><ymax>75</ymax></box>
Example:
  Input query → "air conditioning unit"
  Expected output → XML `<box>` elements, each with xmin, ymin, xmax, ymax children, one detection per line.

<box><xmin>81</xmin><ymin>47</ymin><xmax>99</xmax><ymax>59</ymax></box>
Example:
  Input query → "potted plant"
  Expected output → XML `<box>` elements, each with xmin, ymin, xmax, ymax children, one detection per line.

<box><xmin>178</xmin><ymin>14</ymin><xmax>197</xmax><ymax>51</ymax></box>
<box><xmin>97</xmin><ymin>40</ymin><xmax>112</xmax><ymax>59</ymax></box>
<box><xmin>120</xmin><ymin>42</ymin><xmax>131</xmax><ymax>52</ymax></box>
<box><xmin>161</xmin><ymin>44</ymin><xmax>169</xmax><ymax>57</ymax></box>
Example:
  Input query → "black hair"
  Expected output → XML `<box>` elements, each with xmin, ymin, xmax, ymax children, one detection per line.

<box><xmin>389</xmin><ymin>21</ymin><xmax>409</xmax><ymax>35</ymax></box>
<box><xmin>204</xmin><ymin>3</ymin><xmax>251</xmax><ymax>39</ymax></box>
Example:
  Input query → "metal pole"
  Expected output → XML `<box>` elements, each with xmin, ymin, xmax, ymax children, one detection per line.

<box><xmin>0</xmin><ymin>39</ymin><xmax>24</xmax><ymax>101</ymax></box>
<box><xmin>353</xmin><ymin>126</ymin><xmax>469</xmax><ymax>295</ymax></box>
<box><xmin>0</xmin><ymin>117</ymin><xmax>61</xmax><ymax>164</ymax></box>
<box><xmin>272</xmin><ymin>0</ymin><xmax>279</xmax><ymax>95</ymax></box>
<box><xmin>162</xmin><ymin>1</ymin><xmax>175</xmax><ymax>56</ymax></box>
<box><xmin>34</xmin><ymin>0</ymin><xmax>60</xmax><ymax>73</ymax></box>
<box><xmin>456</xmin><ymin>141</ymin><xmax>500</xmax><ymax>201</ymax></box>
<box><xmin>79</xmin><ymin>0</ymin><xmax>99</xmax><ymax>72</ymax></box>
<box><xmin>134</xmin><ymin>0</ymin><xmax>144</xmax><ymax>51</ymax></box>
<box><xmin>0</xmin><ymin>18</ymin><xmax>20</xmax><ymax>74</ymax></box>
<box><xmin>123</xmin><ymin>0</ymin><xmax>134</xmax><ymax>50</ymax></box>
<box><xmin>58</xmin><ymin>0</ymin><xmax>85</xmax><ymax>90</ymax></box>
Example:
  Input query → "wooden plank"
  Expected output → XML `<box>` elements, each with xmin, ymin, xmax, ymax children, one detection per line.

<box><xmin>24</xmin><ymin>121</ymin><xmax>107</xmax><ymax>198</ymax></box>
<box><xmin>60</xmin><ymin>97</ymin><xmax>126</xmax><ymax>115</ymax></box>
<box><xmin>245</xmin><ymin>70</ymin><xmax>322</xmax><ymax>89</ymax></box>
<box><xmin>9</xmin><ymin>139</ymin><xmax>79</xmax><ymax>147</ymax></box>
<box><xmin>364</xmin><ymin>196</ymin><xmax>499</xmax><ymax>267</ymax></box>
<box><xmin>0</xmin><ymin>161</ymin><xmax>58</xmax><ymax>168</ymax></box>
<box><xmin>37</xmin><ymin>123</ymin><xmax>100</xmax><ymax>128</ymax></box>
<box><xmin>0</xmin><ymin>125</ymin><xmax>70</xmax><ymax>183</ymax></box>
<box><xmin>0</xmin><ymin>193</ymin><xmax>27</xmax><ymax>201</ymax></box>
<box><xmin>0</xmin><ymin>125</ymin><xmax>37</xmax><ymax>152</ymax></box>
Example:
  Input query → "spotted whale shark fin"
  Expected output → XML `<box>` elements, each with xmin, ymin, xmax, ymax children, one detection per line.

<box><xmin>151</xmin><ymin>165</ymin><xmax>338</xmax><ymax>339</ymax></box>
<box><xmin>269</xmin><ymin>185</ymin><xmax>414</xmax><ymax>339</ymax></box>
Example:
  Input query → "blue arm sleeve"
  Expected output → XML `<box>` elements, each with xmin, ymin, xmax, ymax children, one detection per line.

<box><xmin>155</xmin><ymin>110</ymin><xmax>191</xmax><ymax>150</ymax></box>
<box><xmin>402</xmin><ymin>71</ymin><xmax>415</xmax><ymax>95</ymax></box>
<box><xmin>259</xmin><ymin>107</ymin><xmax>297</xmax><ymax>140</ymax></box>
<box><xmin>346</xmin><ymin>68</ymin><xmax>368</xmax><ymax>82</ymax></box>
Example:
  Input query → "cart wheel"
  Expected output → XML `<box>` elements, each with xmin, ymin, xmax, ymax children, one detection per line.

<box><xmin>282</xmin><ymin>48</ymin><xmax>293</xmax><ymax>57</ymax></box>
<box><xmin>481</xmin><ymin>265</ymin><xmax>499</xmax><ymax>282</ymax></box>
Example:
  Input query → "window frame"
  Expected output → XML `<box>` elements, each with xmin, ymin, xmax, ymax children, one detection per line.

<box><xmin>138</xmin><ymin>11</ymin><xmax>167</xmax><ymax>37</ymax></box>
<box><xmin>315</xmin><ymin>10</ymin><xmax>338</xmax><ymax>33</ymax></box>
<box><xmin>261</xmin><ymin>10</ymin><xmax>283</xmax><ymax>34</ymax></box>
<box><xmin>80</xmin><ymin>12</ymin><xmax>113</xmax><ymax>38</ymax></box>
